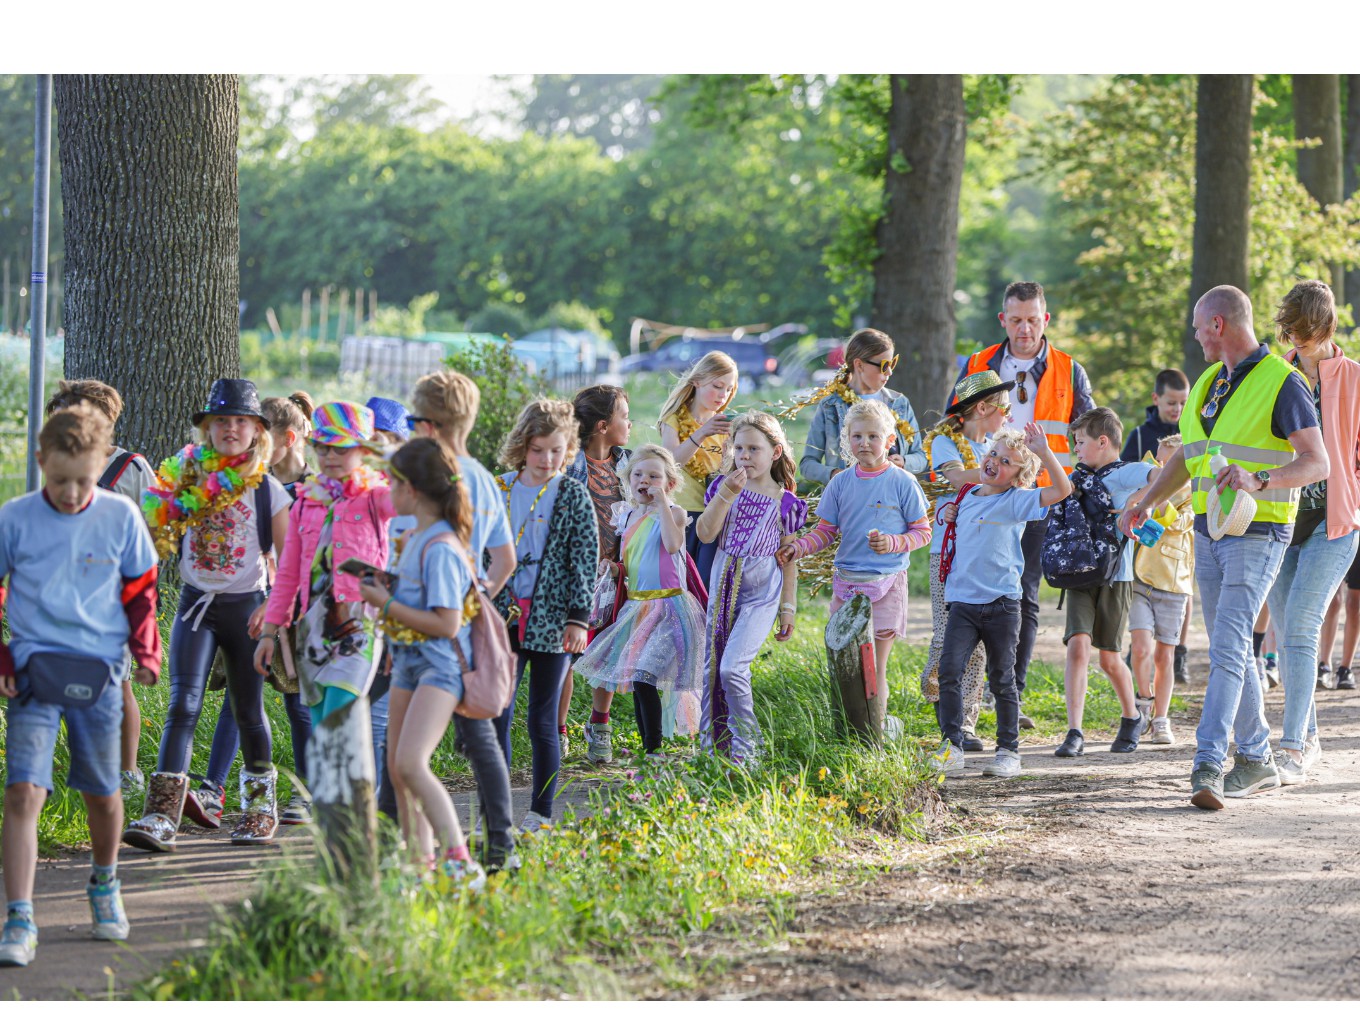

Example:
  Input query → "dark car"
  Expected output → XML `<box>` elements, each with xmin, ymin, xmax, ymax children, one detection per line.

<box><xmin>618</xmin><ymin>337</ymin><xmax>780</xmax><ymax>386</ymax></box>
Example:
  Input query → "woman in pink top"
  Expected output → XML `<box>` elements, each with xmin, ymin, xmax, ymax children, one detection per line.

<box><xmin>1263</xmin><ymin>281</ymin><xmax>1360</xmax><ymax>785</ymax></box>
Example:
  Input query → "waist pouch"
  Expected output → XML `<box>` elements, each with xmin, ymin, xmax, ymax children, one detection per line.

<box><xmin>19</xmin><ymin>651</ymin><xmax>117</xmax><ymax>709</ymax></box>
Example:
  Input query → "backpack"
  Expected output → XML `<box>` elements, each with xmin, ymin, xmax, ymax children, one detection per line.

<box><xmin>421</xmin><ymin>531</ymin><xmax>515</xmax><ymax>720</ymax></box>
<box><xmin>1041</xmin><ymin>463</ymin><xmax>1128</xmax><ymax>590</ymax></box>
<box><xmin>97</xmin><ymin>450</ymin><xmax>141</xmax><ymax>491</ymax></box>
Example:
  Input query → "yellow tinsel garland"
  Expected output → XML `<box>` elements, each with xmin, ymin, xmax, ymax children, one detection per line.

<box><xmin>775</xmin><ymin>370</ymin><xmax>916</xmax><ymax>446</ymax></box>
<box><xmin>921</xmin><ymin>420</ymin><xmax>981</xmax><ymax>511</ymax></box>
<box><xmin>145</xmin><ymin>458</ymin><xmax>268</xmax><ymax>559</ymax></box>
<box><xmin>673</xmin><ymin>404</ymin><xmax>727</xmax><ymax>482</ymax></box>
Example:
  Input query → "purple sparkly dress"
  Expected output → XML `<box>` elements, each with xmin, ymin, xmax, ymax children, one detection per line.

<box><xmin>701</xmin><ymin>477</ymin><xmax>808</xmax><ymax>759</ymax></box>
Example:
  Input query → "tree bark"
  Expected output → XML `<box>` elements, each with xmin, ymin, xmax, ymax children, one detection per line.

<box><xmin>1345</xmin><ymin>75</ymin><xmax>1360</xmax><ymax>322</ymax></box>
<box><xmin>1294</xmin><ymin>74</ymin><xmax>1344</xmax><ymax>308</ymax></box>
<box><xmin>55</xmin><ymin>75</ymin><xmax>239</xmax><ymax>464</ymax></box>
<box><xmin>1186</xmin><ymin>75</ymin><xmax>1253</xmax><ymax>375</ymax></box>
<box><xmin>879</xmin><ymin>75</ymin><xmax>966</xmax><ymax>422</ymax></box>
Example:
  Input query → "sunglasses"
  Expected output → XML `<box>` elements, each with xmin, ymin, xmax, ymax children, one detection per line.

<box><xmin>864</xmin><ymin>355</ymin><xmax>900</xmax><ymax>373</ymax></box>
<box><xmin>405</xmin><ymin>415</ymin><xmax>433</xmax><ymax>431</ymax></box>
<box><xmin>1201</xmin><ymin>373</ymin><xmax>1230</xmax><ymax>419</ymax></box>
<box><xmin>1015</xmin><ymin>370</ymin><xmax>1029</xmax><ymax>405</ymax></box>
<box><xmin>308</xmin><ymin>440</ymin><xmax>351</xmax><ymax>455</ymax></box>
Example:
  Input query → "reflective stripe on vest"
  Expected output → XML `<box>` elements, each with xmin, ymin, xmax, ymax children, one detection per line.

<box><xmin>1180</xmin><ymin>355</ymin><xmax>1300</xmax><ymax>524</ymax></box>
<box><xmin>965</xmin><ymin>343</ymin><xmax>1076</xmax><ymax>486</ymax></box>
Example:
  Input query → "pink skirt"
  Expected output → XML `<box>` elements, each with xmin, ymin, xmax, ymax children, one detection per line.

<box><xmin>830</xmin><ymin>570</ymin><xmax>909</xmax><ymax>640</ymax></box>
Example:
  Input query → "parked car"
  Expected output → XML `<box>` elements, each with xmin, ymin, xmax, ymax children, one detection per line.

<box><xmin>619</xmin><ymin>337</ymin><xmax>781</xmax><ymax>387</ymax></box>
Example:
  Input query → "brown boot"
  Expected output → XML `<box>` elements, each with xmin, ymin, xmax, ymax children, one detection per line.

<box><xmin>230</xmin><ymin>767</ymin><xmax>279</xmax><ymax>845</ymax></box>
<box><xmin>122</xmin><ymin>772</ymin><xmax>189</xmax><ymax>852</ymax></box>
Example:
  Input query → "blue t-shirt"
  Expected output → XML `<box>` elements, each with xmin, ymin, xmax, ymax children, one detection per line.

<box><xmin>501</xmin><ymin>472</ymin><xmax>561</xmax><ymax>599</ymax></box>
<box><xmin>460</xmin><ymin>456</ymin><xmax>512</xmax><ymax>573</ymax></box>
<box><xmin>391</xmin><ymin>519</ymin><xmax>474</xmax><ymax>677</ymax></box>
<box><xmin>0</xmin><ymin>489</ymin><xmax>156</xmax><ymax>674</ymax></box>
<box><xmin>929</xmin><ymin>433</ymin><xmax>989</xmax><ymax>555</ymax></box>
<box><xmin>1089</xmin><ymin>461</ymin><xmax>1154</xmax><ymax>582</ymax></box>
<box><xmin>944</xmin><ymin>486</ymin><xmax>1049</xmax><ymax>605</ymax></box>
<box><xmin>816</xmin><ymin>464</ymin><xmax>928</xmax><ymax>576</ymax></box>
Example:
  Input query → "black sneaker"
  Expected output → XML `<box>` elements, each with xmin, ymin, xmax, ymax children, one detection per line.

<box><xmin>1174</xmin><ymin>644</ymin><xmax>1188</xmax><ymax>684</ymax></box>
<box><xmin>1055</xmin><ymin>729</ymin><xmax>1085</xmax><ymax>758</ymax></box>
<box><xmin>1317</xmin><ymin>662</ymin><xmax>1334</xmax><ymax>691</ymax></box>
<box><xmin>1110</xmin><ymin>715</ymin><xmax>1142</xmax><ymax>753</ymax></box>
<box><xmin>1190</xmin><ymin>761</ymin><xmax>1225</xmax><ymax>810</ymax></box>
<box><xmin>1336</xmin><ymin>666</ymin><xmax>1356</xmax><ymax>691</ymax></box>
<box><xmin>961</xmin><ymin>731</ymin><xmax>986</xmax><ymax>753</ymax></box>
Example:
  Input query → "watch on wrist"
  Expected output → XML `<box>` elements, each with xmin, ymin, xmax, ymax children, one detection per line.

<box><xmin>1254</xmin><ymin>469</ymin><xmax>1270</xmax><ymax>491</ymax></box>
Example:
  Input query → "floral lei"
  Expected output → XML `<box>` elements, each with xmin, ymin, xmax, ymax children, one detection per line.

<box><xmin>674</xmin><ymin>403</ymin><xmax>727</xmax><ymax>481</ymax></box>
<box><xmin>298</xmin><ymin>464</ymin><xmax>387</xmax><ymax>507</ymax></box>
<box><xmin>142</xmin><ymin>444</ymin><xmax>267</xmax><ymax>558</ymax></box>
<box><xmin>921</xmin><ymin>418</ymin><xmax>980</xmax><ymax>509</ymax></box>
<box><xmin>776</xmin><ymin>369</ymin><xmax>917</xmax><ymax>445</ymax></box>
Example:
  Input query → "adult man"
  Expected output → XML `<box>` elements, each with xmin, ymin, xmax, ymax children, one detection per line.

<box><xmin>1122</xmin><ymin>285</ymin><xmax>1327</xmax><ymax>810</ymax></box>
<box><xmin>954</xmin><ymin>282</ymin><xmax>1095</xmax><ymax>716</ymax></box>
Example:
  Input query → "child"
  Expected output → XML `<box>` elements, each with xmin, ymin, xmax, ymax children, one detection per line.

<box><xmin>659</xmin><ymin>352</ymin><xmax>738</xmax><ymax>585</ymax></box>
<box><xmin>574</xmin><ymin>444</ymin><xmax>704</xmax><ymax>757</ymax></box>
<box><xmin>195</xmin><ymin>391</ymin><xmax>316</xmax><ymax>829</ymax></box>
<box><xmin>493</xmin><ymin>399</ymin><xmax>597</xmax><ymax>833</ymax></box>
<box><xmin>43</xmin><ymin>379</ymin><xmax>155</xmax><ymax>798</ymax></box>
<box><xmin>256</xmin><ymin>402</ymin><xmax>394</xmax><ymax>732</ymax></box>
<box><xmin>1053</xmin><ymin>407</ymin><xmax>1155</xmax><ymax>758</ymax></box>
<box><xmin>357</xmin><ymin>438</ymin><xmax>489</xmax><ymax>887</ymax></box>
<box><xmin>796</xmin><ymin>328</ymin><xmax>927</xmax><ymax>484</ymax></box>
<box><xmin>780</xmin><ymin>401</ymin><xmax>931</xmax><ymax>730</ymax></box>
<box><xmin>1129</xmin><ymin>434</ymin><xmax>1193</xmax><ymax>746</ymax></box>
<box><xmin>567</xmin><ymin>384</ymin><xmax>633</xmax><ymax>763</ymax></box>
<box><xmin>1121</xmin><ymin>368</ymin><xmax>1189</xmax><ymax>464</ymax></box>
<box><xmin>934</xmin><ymin>422</ymin><xmax>1071</xmax><ymax>778</ymax></box>
<box><xmin>0</xmin><ymin>407</ymin><xmax>160</xmax><ymax>967</ymax></box>
<box><xmin>696</xmin><ymin>411</ymin><xmax>807</xmax><ymax>763</ymax></box>
<box><xmin>126</xmin><ymin>379</ymin><xmax>291</xmax><ymax>851</ymax></box>
<box><xmin>917</xmin><ymin>370</ymin><xmax>1014</xmax><ymax>750</ymax></box>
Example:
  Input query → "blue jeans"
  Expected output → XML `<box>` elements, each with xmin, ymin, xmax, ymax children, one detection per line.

<box><xmin>1258</xmin><ymin>526</ymin><xmax>1359</xmax><ymax>751</ymax></box>
<box><xmin>1194</xmin><ymin>532</ymin><xmax>1286</xmax><ymax>768</ymax></box>
<box><xmin>4</xmin><ymin>676</ymin><xmax>123</xmax><ymax>795</ymax></box>
<box><xmin>493</xmin><ymin>649</ymin><xmax>569</xmax><ymax>818</ymax></box>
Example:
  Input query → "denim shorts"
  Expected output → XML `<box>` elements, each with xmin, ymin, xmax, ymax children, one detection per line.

<box><xmin>4</xmin><ymin>677</ymin><xmax>123</xmax><ymax>796</ymax></box>
<box><xmin>389</xmin><ymin>648</ymin><xmax>464</xmax><ymax>701</ymax></box>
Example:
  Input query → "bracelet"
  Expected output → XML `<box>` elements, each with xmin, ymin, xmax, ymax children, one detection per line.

<box><xmin>716</xmin><ymin>490</ymin><xmax>736</xmax><ymax>504</ymax></box>
<box><xmin>260</xmin><ymin>633</ymin><xmax>276</xmax><ymax>643</ymax></box>
<box><xmin>780</xmin><ymin>602</ymin><xmax>796</xmax><ymax>612</ymax></box>
<box><xmin>381</xmin><ymin>596</ymin><xmax>395</xmax><ymax>618</ymax></box>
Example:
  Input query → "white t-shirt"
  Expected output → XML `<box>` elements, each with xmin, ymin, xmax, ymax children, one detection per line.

<box><xmin>999</xmin><ymin>347</ymin><xmax>1041</xmax><ymax>430</ymax></box>
<box><xmin>104</xmin><ymin>446</ymin><xmax>156</xmax><ymax>505</ymax></box>
<box><xmin>179</xmin><ymin>474</ymin><xmax>291</xmax><ymax>594</ymax></box>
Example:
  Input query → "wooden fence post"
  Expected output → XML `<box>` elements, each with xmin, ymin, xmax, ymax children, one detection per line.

<box><xmin>825</xmin><ymin>594</ymin><xmax>882</xmax><ymax>744</ymax></box>
<box><xmin>308</xmin><ymin>697</ymin><xmax>378</xmax><ymax>885</ymax></box>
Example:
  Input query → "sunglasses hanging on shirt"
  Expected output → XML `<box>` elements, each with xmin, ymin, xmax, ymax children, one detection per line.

<box><xmin>1015</xmin><ymin>370</ymin><xmax>1029</xmax><ymax>405</ymax></box>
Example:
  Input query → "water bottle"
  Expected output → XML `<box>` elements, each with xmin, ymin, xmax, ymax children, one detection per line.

<box><xmin>1207</xmin><ymin>445</ymin><xmax>1235</xmax><ymax>515</ymax></box>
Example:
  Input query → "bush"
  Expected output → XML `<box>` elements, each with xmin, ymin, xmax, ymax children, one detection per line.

<box><xmin>443</xmin><ymin>336</ymin><xmax>540</xmax><ymax>470</ymax></box>
<box><xmin>465</xmin><ymin>301</ymin><xmax>531</xmax><ymax>340</ymax></box>
<box><xmin>533</xmin><ymin>299</ymin><xmax>610</xmax><ymax>341</ymax></box>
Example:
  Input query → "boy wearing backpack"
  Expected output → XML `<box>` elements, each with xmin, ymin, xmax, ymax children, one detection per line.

<box><xmin>1050</xmin><ymin>407</ymin><xmax>1156</xmax><ymax>758</ymax></box>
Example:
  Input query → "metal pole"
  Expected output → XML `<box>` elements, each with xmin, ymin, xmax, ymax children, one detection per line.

<box><xmin>26</xmin><ymin>74</ymin><xmax>53</xmax><ymax>491</ymax></box>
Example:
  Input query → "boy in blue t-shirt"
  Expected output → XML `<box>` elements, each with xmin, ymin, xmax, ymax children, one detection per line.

<box><xmin>0</xmin><ymin>407</ymin><xmax>161</xmax><ymax>967</ymax></box>
<box><xmin>935</xmin><ymin>421</ymin><xmax>1072</xmax><ymax>778</ymax></box>
<box><xmin>1054</xmin><ymin>408</ymin><xmax>1156</xmax><ymax>759</ymax></box>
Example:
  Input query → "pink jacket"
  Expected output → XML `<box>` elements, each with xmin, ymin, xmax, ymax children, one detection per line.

<box><xmin>265</xmin><ymin>485</ymin><xmax>396</xmax><ymax>626</ymax></box>
<box><xmin>1287</xmin><ymin>345</ymin><xmax>1360</xmax><ymax>541</ymax></box>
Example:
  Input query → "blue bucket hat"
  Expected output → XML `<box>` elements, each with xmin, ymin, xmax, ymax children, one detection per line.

<box><xmin>365</xmin><ymin>397</ymin><xmax>411</xmax><ymax>442</ymax></box>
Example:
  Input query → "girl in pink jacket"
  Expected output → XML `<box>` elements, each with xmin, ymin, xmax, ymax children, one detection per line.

<box><xmin>255</xmin><ymin>402</ymin><xmax>395</xmax><ymax>726</ymax></box>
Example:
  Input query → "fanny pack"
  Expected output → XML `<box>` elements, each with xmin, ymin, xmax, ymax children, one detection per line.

<box><xmin>19</xmin><ymin>651</ymin><xmax>118</xmax><ymax>709</ymax></box>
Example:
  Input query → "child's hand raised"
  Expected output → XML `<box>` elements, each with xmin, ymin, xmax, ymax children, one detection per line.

<box><xmin>1022</xmin><ymin>420</ymin><xmax>1047</xmax><ymax>453</ymax></box>
<box><xmin>721</xmin><ymin>467</ymin><xmax>748</xmax><ymax>497</ymax></box>
<box><xmin>697</xmin><ymin>414</ymin><xmax>731</xmax><ymax>441</ymax></box>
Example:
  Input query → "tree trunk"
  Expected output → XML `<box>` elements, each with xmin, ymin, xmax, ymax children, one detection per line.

<box><xmin>309</xmin><ymin>697</ymin><xmax>378</xmax><ymax>887</ymax></box>
<box><xmin>879</xmin><ymin>75</ymin><xmax>966</xmax><ymax>423</ymax></box>
<box><xmin>1293</xmin><ymin>74</ymin><xmax>1344</xmax><ymax>308</ymax></box>
<box><xmin>55</xmin><ymin>75</ymin><xmax>239</xmax><ymax>464</ymax></box>
<box><xmin>1345</xmin><ymin>75</ymin><xmax>1360</xmax><ymax>324</ymax></box>
<box><xmin>1186</xmin><ymin>75</ymin><xmax>1253</xmax><ymax>375</ymax></box>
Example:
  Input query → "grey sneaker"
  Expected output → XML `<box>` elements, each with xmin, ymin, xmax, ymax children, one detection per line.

<box><xmin>1276</xmin><ymin>750</ymin><xmax>1306</xmax><ymax>787</ymax></box>
<box><xmin>88</xmin><ymin>878</ymin><xmax>130</xmax><ymax>941</ymax></box>
<box><xmin>982</xmin><ymin>748</ymin><xmax>1022</xmax><ymax>778</ymax></box>
<box><xmin>1135</xmin><ymin>697</ymin><xmax>1153</xmax><ymax>736</ymax></box>
<box><xmin>929</xmin><ymin>739</ymin><xmax>966</xmax><ymax>776</ymax></box>
<box><xmin>1263</xmin><ymin>657</ymin><xmax>1280</xmax><ymax>689</ymax></box>
<box><xmin>1149</xmin><ymin>717</ymin><xmax>1175</xmax><ymax>745</ymax></box>
<box><xmin>1190</xmin><ymin>761</ymin><xmax>1225</xmax><ymax>810</ymax></box>
<box><xmin>280</xmin><ymin>793</ymin><xmax>312</xmax><ymax>825</ymax></box>
<box><xmin>1302</xmin><ymin>733</ymin><xmax>1322</xmax><ymax>770</ymax></box>
<box><xmin>516</xmin><ymin>810</ymin><xmax>554</xmax><ymax>837</ymax></box>
<box><xmin>584</xmin><ymin>720</ymin><xmax>613</xmax><ymax>764</ymax></box>
<box><xmin>0</xmin><ymin>916</ymin><xmax>38</xmax><ymax>967</ymax></box>
<box><xmin>1223</xmin><ymin>752</ymin><xmax>1280</xmax><ymax>798</ymax></box>
<box><xmin>1317</xmin><ymin>662</ymin><xmax>1334</xmax><ymax>691</ymax></box>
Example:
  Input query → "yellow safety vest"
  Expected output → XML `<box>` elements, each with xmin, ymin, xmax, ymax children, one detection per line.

<box><xmin>1180</xmin><ymin>354</ymin><xmax>1300</xmax><ymax>525</ymax></box>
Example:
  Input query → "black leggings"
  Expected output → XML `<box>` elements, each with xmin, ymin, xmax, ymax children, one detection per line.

<box><xmin>633</xmin><ymin>685</ymin><xmax>664</xmax><ymax>754</ymax></box>
<box><xmin>158</xmin><ymin>587</ymin><xmax>273</xmax><ymax>775</ymax></box>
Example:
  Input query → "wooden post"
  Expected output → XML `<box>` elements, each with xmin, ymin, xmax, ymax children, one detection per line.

<box><xmin>336</xmin><ymin>287</ymin><xmax>349</xmax><ymax>343</ymax></box>
<box><xmin>318</xmin><ymin>285</ymin><xmax>330</xmax><ymax>344</ymax></box>
<box><xmin>368</xmin><ymin>288</ymin><xmax>376</xmax><ymax>329</ymax></box>
<box><xmin>3</xmin><ymin>256</ymin><xmax>10</xmax><ymax>334</ymax></box>
<box><xmin>825</xmin><ymin>594</ymin><xmax>881</xmax><ymax>744</ymax></box>
<box><xmin>308</xmin><ymin>697</ymin><xmax>378</xmax><ymax>886</ymax></box>
<box><xmin>265</xmin><ymin>307</ymin><xmax>284</xmax><ymax>340</ymax></box>
<box><xmin>301</xmin><ymin>288</ymin><xmax>311</xmax><ymax>339</ymax></box>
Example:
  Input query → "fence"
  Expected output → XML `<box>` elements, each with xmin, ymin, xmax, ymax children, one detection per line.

<box><xmin>0</xmin><ymin>424</ymin><xmax>29</xmax><ymax>502</ymax></box>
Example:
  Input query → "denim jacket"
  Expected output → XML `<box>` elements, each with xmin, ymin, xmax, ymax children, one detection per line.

<box><xmin>799</xmin><ymin>389</ymin><xmax>927</xmax><ymax>485</ymax></box>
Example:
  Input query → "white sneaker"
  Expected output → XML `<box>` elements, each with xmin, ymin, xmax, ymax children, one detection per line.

<box><xmin>982</xmin><ymin>748</ymin><xmax>1022</xmax><ymax>778</ymax></box>
<box><xmin>1277</xmin><ymin>750</ymin><xmax>1306</xmax><ymax>786</ymax></box>
<box><xmin>1302</xmin><ymin>733</ymin><xmax>1323</xmax><ymax>770</ymax></box>
<box><xmin>516</xmin><ymin>810</ymin><xmax>553</xmax><ymax>836</ymax></box>
<box><xmin>584</xmin><ymin>720</ymin><xmax>613</xmax><ymax>764</ymax></box>
<box><xmin>1135</xmin><ymin>697</ymin><xmax>1153</xmax><ymax>736</ymax></box>
<box><xmin>929</xmin><ymin>739</ymin><xmax>965</xmax><ymax>776</ymax></box>
<box><xmin>437</xmin><ymin>857</ymin><xmax>487</xmax><ymax>894</ymax></box>
<box><xmin>1149</xmin><ymin>718</ymin><xmax>1175</xmax><ymax>745</ymax></box>
<box><xmin>0</xmin><ymin>917</ymin><xmax>38</xmax><ymax>967</ymax></box>
<box><xmin>883</xmin><ymin>715</ymin><xmax>905</xmax><ymax>744</ymax></box>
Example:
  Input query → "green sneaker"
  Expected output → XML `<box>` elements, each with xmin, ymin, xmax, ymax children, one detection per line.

<box><xmin>1189</xmin><ymin>761</ymin><xmax>1225</xmax><ymax>810</ymax></box>
<box><xmin>1223</xmin><ymin>752</ymin><xmax>1280</xmax><ymax>798</ymax></box>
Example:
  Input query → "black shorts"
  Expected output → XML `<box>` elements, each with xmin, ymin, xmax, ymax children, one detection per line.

<box><xmin>1347</xmin><ymin>543</ymin><xmax>1360</xmax><ymax>591</ymax></box>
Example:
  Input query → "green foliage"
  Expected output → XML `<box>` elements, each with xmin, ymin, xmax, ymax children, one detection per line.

<box><xmin>464</xmin><ymin>301</ymin><xmax>531</xmax><ymax>340</ymax></box>
<box><xmin>369</xmin><ymin>291</ymin><xmax>439</xmax><ymax>339</ymax></box>
<box><xmin>520</xmin><ymin>74</ymin><xmax>667</xmax><ymax>156</ymax></box>
<box><xmin>533</xmin><ymin>299</ymin><xmax>609</xmax><ymax>338</ymax></box>
<box><xmin>443</xmin><ymin>337</ymin><xmax>539</xmax><ymax>469</ymax></box>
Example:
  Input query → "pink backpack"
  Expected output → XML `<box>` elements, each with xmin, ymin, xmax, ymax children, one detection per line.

<box><xmin>421</xmin><ymin>532</ymin><xmax>515</xmax><ymax>720</ymax></box>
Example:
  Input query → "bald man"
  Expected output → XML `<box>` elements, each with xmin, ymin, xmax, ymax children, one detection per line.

<box><xmin>1122</xmin><ymin>285</ymin><xmax>1327</xmax><ymax>810</ymax></box>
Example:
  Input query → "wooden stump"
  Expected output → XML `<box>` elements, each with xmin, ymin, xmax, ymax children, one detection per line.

<box><xmin>825</xmin><ymin>594</ymin><xmax>882</xmax><ymax>744</ymax></box>
<box><xmin>308</xmin><ymin>697</ymin><xmax>378</xmax><ymax>886</ymax></box>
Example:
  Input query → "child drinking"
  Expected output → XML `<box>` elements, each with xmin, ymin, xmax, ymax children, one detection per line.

<box><xmin>574</xmin><ymin>444</ymin><xmax>704</xmax><ymax>758</ymax></box>
<box><xmin>696</xmin><ymin>411</ymin><xmax>807</xmax><ymax>763</ymax></box>
<box><xmin>934</xmin><ymin>422</ymin><xmax>1072</xmax><ymax>778</ymax></box>
<box><xmin>493</xmin><ymin>399</ymin><xmax>597</xmax><ymax>834</ymax></box>
<box><xmin>126</xmin><ymin>379</ymin><xmax>291</xmax><ymax>851</ymax></box>
<box><xmin>780</xmin><ymin>401</ymin><xmax>931</xmax><ymax>731</ymax></box>
<box><xmin>357</xmin><ymin>438</ymin><xmax>489</xmax><ymax>887</ymax></box>
<box><xmin>0</xmin><ymin>406</ymin><xmax>160</xmax><ymax>967</ymax></box>
<box><xmin>659</xmin><ymin>352</ymin><xmax>738</xmax><ymax>584</ymax></box>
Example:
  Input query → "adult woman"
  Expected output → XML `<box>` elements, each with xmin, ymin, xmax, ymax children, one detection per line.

<box><xmin>1256</xmin><ymin>280</ymin><xmax>1360</xmax><ymax>784</ymax></box>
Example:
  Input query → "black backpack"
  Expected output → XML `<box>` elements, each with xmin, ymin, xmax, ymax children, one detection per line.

<box><xmin>1041</xmin><ymin>462</ymin><xmax>1128</xmax><ymax>590</ymax></box>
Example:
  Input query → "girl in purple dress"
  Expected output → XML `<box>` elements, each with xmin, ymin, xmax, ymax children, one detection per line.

<box><xmin>695</xmin><ymin>411</ymin><xmax>807</xmax><ymax>762</ymax></box>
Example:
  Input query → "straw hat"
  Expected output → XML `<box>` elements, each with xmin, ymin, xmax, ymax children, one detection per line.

<box><xmin>1206</xmin><ymin>487</ymin><xmax>1258</xmax><ymax>540</ymax></box>
<box><xmin>945</xmin><ymin>370</ymin><xmax>1016</xmax><ymax>416</ymax></box>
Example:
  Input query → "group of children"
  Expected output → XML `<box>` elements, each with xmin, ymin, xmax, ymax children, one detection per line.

<box><xmin>0</xmin><ymin>321</ymin><xmax>1211</xmax><ymax>966</ymax></box>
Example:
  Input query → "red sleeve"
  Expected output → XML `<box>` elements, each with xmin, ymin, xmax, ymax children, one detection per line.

<box><xmin>122</xmin><ymin>566</ymin><xmax>162</xmax><ymax>675</ymax></box>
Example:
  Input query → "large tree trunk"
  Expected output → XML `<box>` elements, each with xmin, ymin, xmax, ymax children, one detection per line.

<box><xmin>1186</xmin><ymin>75</ymin><xmax>1253</xmax><ymax>375</ymax></box>
<box><xmin>1293</xmin><ymin>74</ymin><xmax>1344</xmax><ymax>309</ymax></box>
<box><xmin>879</xmin><ymin>74</ymin><xmax>966</xmax><ymax>424</ymax></box>
<box><xmin>55</xmin><ymin>75</ymin><xmax>239</xmax><ymax>464</ymax></box>
<box><xmin>1345</xmin><ymin>75</ymin><xmax>1360</xmax><ymax>324</ymax></box>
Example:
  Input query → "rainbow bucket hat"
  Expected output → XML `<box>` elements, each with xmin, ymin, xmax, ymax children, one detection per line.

<box><xmin>311</xmin><ymin>401</ymin><xmax>377</xmax><ymax>449</ymax></box>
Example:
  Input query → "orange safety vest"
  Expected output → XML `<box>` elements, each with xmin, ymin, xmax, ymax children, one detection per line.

<box><xmin>965</xmin><ymin>343</ymin><xmax>1075</xmax><ymax>486</ymax></box>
